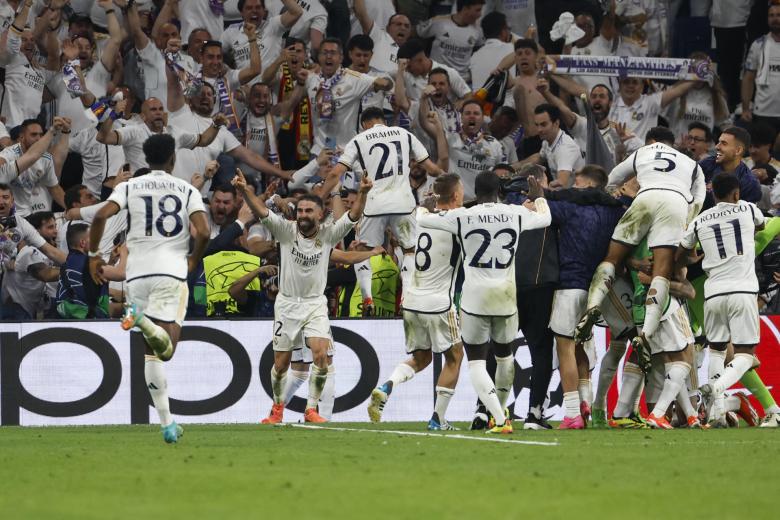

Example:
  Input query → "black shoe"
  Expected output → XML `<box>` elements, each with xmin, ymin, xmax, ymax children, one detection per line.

<box><xmin>523</xmin><ymin>413</ymin><xmax>553</xmax><ymax>430</ymax></box>
<box><xmin>470</xmin><ymin>403</ymin><xmax>489</xmax><ymax>430</ymax></box>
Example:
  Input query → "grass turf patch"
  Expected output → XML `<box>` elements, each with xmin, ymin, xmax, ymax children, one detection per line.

<box><xmin>1</xmin><ymin>422</ymin><xmax>778</xmax><ymax>519</ymax></box>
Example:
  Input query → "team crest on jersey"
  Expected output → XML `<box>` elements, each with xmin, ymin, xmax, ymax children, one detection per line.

<box><xmin>632</xmin><ymin>112</ymin><xmax>644</xmax><ymax>121</ymax></box>
<box><xmin>335</xmin><ymin>88</ymin><xmax>342</xmax><ymax>96</ymax></box>
<box><xmin>315</xmin><ymin>238</ymin><xmax>322</xmax><ymax>248</ymax></box>
<box><xmin>468</xmin><ymin>36</ymin><xmax>475</xmax><ymax>45</ymax></box>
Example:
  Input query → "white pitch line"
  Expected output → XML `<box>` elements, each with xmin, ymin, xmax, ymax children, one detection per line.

<box><xmin>290</xmin><ymin>423</ymin><xmax>559</xmax><ymax>446</ymax></box>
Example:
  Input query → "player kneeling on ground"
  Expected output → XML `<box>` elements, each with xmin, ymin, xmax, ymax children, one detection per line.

<box><xmin>368</xmin><ymin>174</ymin><xmax>465</xmax><ymax>430</ymax></box>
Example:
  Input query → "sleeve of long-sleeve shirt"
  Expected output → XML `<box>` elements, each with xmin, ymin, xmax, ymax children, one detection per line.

<box><xmin>739</xmin><ymin>168</ymin><xmax>762</xmax><ymax>203</ymax></box>
<box><xmin>607</xmin><ymin>151</ymin><xmax>638</xmax><ymax>191</ymax></box>
<box><xmin>417</xmin><ymin>208</ymin><xmax>461</xmax><ymax>234</ymax></box>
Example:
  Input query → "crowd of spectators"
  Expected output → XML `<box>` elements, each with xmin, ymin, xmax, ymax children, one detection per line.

<box><xmin>2</xmin><ymin>0</ymin><xmax>780</xmax><ymax>322</ymax></box>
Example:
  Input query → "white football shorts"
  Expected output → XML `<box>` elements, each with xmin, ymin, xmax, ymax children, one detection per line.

<box><xmin>273</xmin><ymin>295</ymin><xmax>332</xmax><ymax>352</ymax></box>
<box><xmin>460</xmin><ymin>310</ymin><xmax>518</xmax><ymax>345</ymax></box>
<box><xmin>404</xmin><ymin>307</ymin><xmax>460</xmax><ymax>353</ymax></box>
<box><xmin>127</xmin><ymin>276</ymin><xmax>188</xmax><ymax>326</ymax></box>
<box><xmin>704</xmin><ymin>293</ymin><xmax>760</xmax><ymax>345</ymax></box>
<box><xmin>612</xmin><ymin>189</ymin><xmax>688</xmax><ymax>249</ymax></box>
<box><xmin>358</xmin><ymin>213</ymin><xmax>416</xmax><ymax>249</ymax></box>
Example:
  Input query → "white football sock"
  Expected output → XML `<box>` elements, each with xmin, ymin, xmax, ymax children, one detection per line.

<box><xmin>270</xmin><ymin>366</ymin><xmax>288</xmax><ymax>405</ymax></box>
<box><xmin>676</xmin><ymin>385</ymin><xmax>697</xmax><ymax>418</ymax></box>
<box><xmin>642</xmin><ymin>277</ymin><xmax>670</xmax><ymax>338</ymax></box>
<box><xmin>577</xmin><ymin>378</ymin><xmax>593</xmax><ymax>406</ymax></box>
<box><xmin>319</xmin><ymin>365</ymin><xmax>336</xmax><ymax>420</ymax></box>
<box><xmin>586</xmin><ymin>262</ymin><xmax>616</xmax><ymax>310</ymax></box>
<box><xmin>646</xmin><ymin>358</ymin><xmax>665</xmax><ymax>406</ymax></box>
<box><xmin>494</xmin><ymin>354</ymin><xmax>515</xmax><ymax>408</ymax></box>
<box><xmin>137</xmin><ymin>315</ymin><xmax>172</xmax><ymax>358</ymax></box>
<box><xmin>725</xmin><ymin>394</ymin><xmax>741</xmax><ymax>413</ymax></box>
<box><xmin>400</xmin><ymin>254</ymin><xmax>414</xmax><ymax>297</ymax></box>
<box><xmin>563</xmin><ymin>391</ymin><xmax>580</xmax><ymax>419</ymax></box>
<box><xmin>614</xmin><ymin>362</ymin><xmax>644</xmax><ymax>418</ymax></box>
<box><xmin>354</xmin><ymin>260</ymin><xmax>373</xmax><ymax>300</ymax></box>
<box><xmin>468</xmin><ymin>360</ymin><xmax>505</xmax><ymax>425</ymax></box>
<box><xmin>712</xmin><ymin>353</ymin><xmax>754</xmax><ymax>394</ymax></box>
<box><xmin>651</xmin><ymin>361</ymin><xmax>689</xmax><ymax>417</ymax></box>
<box><xmin>145</xmin><ymin>356</ymin><xmax>172</xmax><ymax>427</ymax></box>
<box><xmin>708</xmin><ymin>349</ymin><xmax>727</xmax><ymax>417</ymax></box>
<box><xmin>282</xmin><ymin>368</ymin><xmax>309</xmax><ymax>405</ymax></box>
<box><xmin>434</xmin><ymin>386</ymin><xmax>455</xmax><ymax>422</ymax></box>
<box><xmin>388</xmin><ymin>363</ymin><xmax>415</xmax><ymax>388</ymax></box>
<box><xmin>306</xmin><ymin>364</ymin><xmax>329</xmax><ymax>410</ymax></box>
<box><xmin>595</xmin><ymin>340</ymin><xmax>626</xmax><ymax>409</ymax></box>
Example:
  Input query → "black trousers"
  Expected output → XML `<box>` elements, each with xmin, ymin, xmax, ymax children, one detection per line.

<box><xmin>517</xmin><ymin>285</ymin><xmax>556</xmax><ymax>414</ymax></box>
<box><xmin>714</xmin><ymin>27</ymin><xmax>748</xmax><ymax>110</ymax></box>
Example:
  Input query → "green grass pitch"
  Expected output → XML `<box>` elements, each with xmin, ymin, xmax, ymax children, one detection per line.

<box><xmin>1</xmin><ymin>422</ymin><xmax>778</xmax><ymax>519</ymax></box>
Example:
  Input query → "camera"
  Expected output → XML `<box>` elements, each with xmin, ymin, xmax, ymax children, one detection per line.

<box><xmin>0</xmin><ymin>215</ymin><xmax>17</xmax><ymax>229</ymax></box>
<box><xmin>500</xmin><ymin>175</ymin><xmax>529</xmax><ymax>197</ymax></box>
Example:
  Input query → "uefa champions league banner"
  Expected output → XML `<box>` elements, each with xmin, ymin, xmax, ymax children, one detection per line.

<box><xmin>543</xmin><ymin>55</ymin><xmax>715</xmax><ymax>83</ymax></box>
<box><xmin>1</xmin><ymin>318</ymin><xmax>779</xmax><ymax>426</ymax></box>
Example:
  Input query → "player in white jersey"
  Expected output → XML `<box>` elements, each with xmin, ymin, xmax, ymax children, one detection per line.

<box><xmin>575</xmin><ymin>127</ymin><xmax>706</xmax><ymax>345</ymax></box>
<box><xmin>330</xmin><ymin>107</ymin><xmax>445</xmax><ymax>315</ymax></box>
<box><xmin>367</xmin><ymin>174</ymin><xmax>465</xmax><ymax>430</ymax></box>
<box><xmin>677</xmin><ymin>173</ymin><xmax>766</xmax><ymax>425</ymax></box>
<box><xmin>234</xmin><ymin>168</ymin><xmax>372</xmax><ymax>424</ymax></box>
<box><xmin>419</xmin><ymin>172</ymin><xmax>552</xmax><ymax>434</ymax></box>
<box><xmin>88</xmin><ymin>134</ymin><xmax>210</xmax><ymax>444</ymax></box>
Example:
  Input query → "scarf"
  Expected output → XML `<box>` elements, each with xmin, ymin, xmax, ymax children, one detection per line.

<box><xmin>279</xmin><ymin>62</ymin><xmax>312</xmax><ymax>161</ymax></box>
<box><xmin>62</xmin><ymin>61</ymin><xmax>85</xmax><ymax>98</ymax></box>
<box><xmin>264</xmin><ymin>113</ymin><xmax>280</xmax><ymax>167</ymax></box>
<box><xmin>757</xmin><ymin>35</ymin><xmax>774</xmax><ymax>87</ymax></box>
<box><xmin>315</xmin><ymin>67</ymin><xmax>345</xmax><ymax>122</ymax></box>
<box><xmin>214</xmin><ymin>76</ymin><xmax>241</xmax><ymax>137</ymax></box>
<box><xmin>165</xmin><ymin>52</ymin><xmax>202</xmax><ymax>97</ymax></box>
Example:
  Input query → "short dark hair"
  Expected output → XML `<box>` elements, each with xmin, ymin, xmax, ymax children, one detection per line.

<box><xmin>711</xmin><ymin>173</ymin><xmax>740</xmax><ymax>200</ymax></box>
<box><xmin>249</xmin><ymin>82</ymin><xmax>271</xmax><ymax>94</ymax></box>
<box><xmin>457</xmin><ymin>0</ymin><xmax>486</xmax><ymax>9</ymax></box>
<box><xmin>721</xmin><ymin>126</ymin><xmax>751</xmax><ymax>152</ymax></box>
<box><xmin>320</xmin><ymin>37</ymin><xmax>343</xmax><ymax>53</ymax></box>
<box><xmin>20</xmin><ymin>119</ymin><xmax>44</xmax><ymax>133</ymax></box>
<box><xmin>284</xmin><ymin>36</ymin><xmax>305</xmax><ymax>49</ymax></box>
<box><xmin>347</xmin><ymin>34</ymin><xmax>374</xmax><ymax>53</ymax></box>
<box><xmin>493</xmin><ymin>106</ymin><xmax>519</xmax><ymax>122</ymax></box>
<box><xmin>213</xmin><ymin>184</ymin><xmax>237</xmax><ymax>197</ymax></box>
<box><xmin>133</xmin><ymin>167</ymin><xmax>151</xmax><ymax>178</ymax></box>
<box><xmin>201</xmin><ymin>40</ymin><xmax>223</xmax><ymax>55</ymax></box>
<box><xmin>397</xmin><ymin>38</ymin><xmax>426</xmax><ymax>60</ymax></box>
<box><xmin>481</xmin><ymin>11</ymin><xmax>507</xmax><ymax>39</ymax></box>
<box><xmin>26</xmin><ymin>211</ymin><xmax>55</xmax><ymax>230</ymax></box>
<box><xmin>645</xmin><ymin>126</ymin><xmax>676</xmax><ymax>146</ymax></box>
<box><xmin>534</xmin><ymin>103</ymin><xmax>561</xmax><ymax>124</ymax></box>
<box><xmin>433</xmin><ymin>173</ymin><xmax>462</xmax><ymax>203</ymax></box>
<box><xmin>460</xmin><ymin>99</ymin><xmax>483</xmax><ymax>113</ymax></box>
<box><xmin>297</xmin><ymin>193</ymin><xmax>324</xmax><ymax>209</ymax></box>
<box><xmin>143</xmin><ymin>134</ymin><xmax>176</xmax><ymax>167</ymax></box>
<box><xmin>238</xmin><ymin>0</ymin><xmax>266</xmax><ymax>12</ymax></box>
<box><xmin>576</xmin><ymin>165</ymin><xmax>609</xmax><ymax>189</ymax></box>
<box><xmin>64</xmin><ymin>184</ymin><xmax>87</xmax><ymax>210</ymax></box>
<box><xmin>475</xmin><ymin>171</ymin><xmax>501</xmax><ymax>199</ymax></box>
<box><xmin>591</xmin><ymin>83</ymin><xmax>614</xmax><ymax>102</ymax></box>
<box><xmin>749</xmin><ymin>121</ymin><xmax>777</xmax><ymax>147</ymax></box>
<box><xmin>429</xmin><ymin>67</ymin><xmax>450</xmax><ymax>83</ymax></box>
<box><xmin>0</xmin><ymin>182</ymin><xmax>11</xmax><ymax>192</ymax></box>
<box><xmin>514</xmin><ymin>38</ymin><xmax>538</xmax><ymax>53</ymax></box>
<box><xmin>491</xmin><ymin>163</ymin><xmax>514</xmax><ymax>175</ymax></box>
<box><xmin>688</xmin><ymin>121</ymin><xmax>713</xmax><ymax>142</ymax></box>
<box><xmin>360</xmin><ymin>106</ymin><xmax>385</xmax><ymax>125</ymax></box>
<box><xmin>67</xmin><ymin>223</ymin><xmax>90</xmax><ymax>250</ymax></box>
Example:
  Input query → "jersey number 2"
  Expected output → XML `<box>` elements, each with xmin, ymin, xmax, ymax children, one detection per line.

<box><xmin>370</xmin><ymin>140</ymin><xmax>403</xmax><ymax>180</ymax></box>
<box><xmin>142</xmin><ymin>194</ymin><xmax>184</xmax><ymax>237</ymax></box>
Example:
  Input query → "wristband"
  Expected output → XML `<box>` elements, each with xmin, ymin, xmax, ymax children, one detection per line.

<box><xmin>88</xmin><ymin>250</ymin><xmax>101</xmax><ymax>258</ymax></box>
<box><xmin>235</xmin><ymin>220</ymin><xmax>246</xmax><ymax>231</ymax></box>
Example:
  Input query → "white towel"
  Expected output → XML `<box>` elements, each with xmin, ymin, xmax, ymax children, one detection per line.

<box><xmin>549</xmin><ymin>12</ymin><xmax>586</xmax><ymax>46</ymax></box>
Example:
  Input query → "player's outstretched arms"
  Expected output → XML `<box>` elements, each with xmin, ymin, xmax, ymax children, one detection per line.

<box><xmin>349</xmin><ymin>175</ymin><xmax>373</xmax><ymax>221</ymax></box>
<box><xmin>232</xmin><ymin>168</ymin><xmax>270</xmax><ymax>219</ymax></box>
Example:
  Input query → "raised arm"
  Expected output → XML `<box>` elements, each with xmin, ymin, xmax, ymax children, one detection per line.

<box><xmin>238</xmin><ymin>23</ymin><xmax>261</xmax><ymax>85</ymax></box>
<box><xmin>660</xmin><ymin>81</ymin><xmax>696</xmax><ymax>109</ymax></box>
<box><xmin>271</xmin><ymin>70</ymin><xmax>308</xmax><ymax>118</ymax></box>
<box><xmin>151</xmin><ymin>0</ymin><xmax>179</xmax><ymax>41</ymax></box>
<box><xmin>98</xmin><ymin>0</ymin><xmax>122</xmax><ymax>72</ymax></box>
<box><xmin>50</xmin><ymin>118</ymin><xmax>72</xmax><ymax>178</ymax></box>
<box><xmin>261</xmin><ymin>49</ymin><xmax>286</xmax><ymax>84</ymax></box>
<box><xmin>232</xmin><ymin>168</ymin><xmax>270</xmax><ymax>219</ymax></box>
<box><xmin>15</xmin><ymin>119</ymin><xmax>64</xmax><ymax>174</ymax></box>
<box><xmin>418</xmin><ymin>111</ymin><xmax>448</xmax><ymax>173</ymax></box>
<box><xmin>354</xmin><ymin>0</ymin><xmax>374</xmax><ymax>35</ymax></box>
<box><xmin>394</xmin><ymin>59</ymin><xmax>411</xmax><ymax>113</ymax></box>
<box><xmin>122</xmin><ymin>0</ymin><xmax>151</xmax><ymax>51</ymax></box>
<box><xmin>536</xmin><ymin>78</ymin><xmax>577</xmax><ymax>129</ymax></box>
<box><xmin>548</xmin><ymin>73</ymin><xmax>587</xmax><ymax>98</ymax></box>
<box><xmin>229</xmin><ymin>145</ymin><xmax>292</xmax><ymax>181</ymax></box>
<box><xmin>348</xmin><ymin>175</ymin><xmax>373</xmax><ymax>222</ymax></box>
<box><xmin>742</xmin><ymin>70</ymin><xmax>756</xmax><ymax>122</ymax></box>
<box><xmin>280</xmin><ymin>0</ymin><xmax>304</xmax><ymax>28</ymax></box>
<box><xmin>165</xmin><ymin>57</ymin><xmax>185</xmax><ymax>113</ymax></box>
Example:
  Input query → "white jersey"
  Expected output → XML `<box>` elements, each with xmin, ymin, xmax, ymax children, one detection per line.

<box><xmin>2</xmin><ymin>244</ymin><xmax>53</xmax><ymax>317</ymax></box>
<box><xmin>416</xmin><ymin>15</ymin><xmax>484</xmax><ymax>84</ymax></box>
<box><xmin>368</xmin><ymin>24</ymin><xmax>400</xmax><ymax>76</ymax></box>
<box><xmin>403</xmin><ymin>207</ymin><xmax>461</xmax><ymax>313</ymax></box>
<box><xmin>609</xmin><ymin>92</ymin><xmax>663</xmax><ymax>143</ymax></box>
<box><xmin>0</xmin><ymin>145</ymin><xmax>58</xmax><ymax>216</ymax></box>
<box><xmin>107</xmin><ymin>170</ymin><xmax>206</xmax><ymax>282</ymax></box>
<box><xmin>76</xmin><ymin>201</ymin><xmax>129</xmax><ymax>259</ymax></box>
<box><xmin>221</xmin><ymin>18</ymin><xmax>287</xmax><ymax>73</ymax></box>
<box><xmin>608</xmin><ymin>142</ymin><xmax>705</xmax><ymax>207</ymax></box>
<box><xmin>338</xmin><ymin>123</ymin><xmax>429</xmax><ymax>216</ymax></box>
<box><xmin>306</xmin><ymin>68</ymin><xmax>376</xmax><ymax>153</ymax></box>
<box><xmin>680</xmin><ymin>201</ymin><xmax>765</xmax><ymax>298</ymax></box>
<box><xmin>266</xmin><ymin>0</ymin><xmax>328</xmax><ymax>45</ymax></box>
<box><xmin>115</xmin><ymin>123</ymin><xmax>200</xmax><ymax>174</ymax></box>
<box><xmin>0</xmin><ymin>35</ymin><xmax>55</xmax><ymax>127</ymax></box>
<box><xmin>539</xmin><ymin>129</ymin><xmax>585</xmax><ymax>186</ymax></box>
<box><xmin>418</xmin><ymin>201</ymin><xmax>551</xmax><ymax>316</ymax></box>
<box><xmin>260</xmin><ymin>210</ymin><xmax>357</xmax><ymax>299</ymax></box>
<box><xmin>446</xmin><ymin>132</ymin><xmax>506</xmax><ymax>200</ymax></box>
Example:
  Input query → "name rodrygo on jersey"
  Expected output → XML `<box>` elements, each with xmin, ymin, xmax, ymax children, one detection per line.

<box><xmin>338</xmin><ymin>124</ymin><xmax>430</xmax><ymax>217</ymax></box>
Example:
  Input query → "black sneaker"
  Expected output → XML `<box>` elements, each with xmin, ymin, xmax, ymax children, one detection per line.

<box><xmin>523</xmin><ymin>413</ymin><xmax>553</xmax><ymax>430</ymax></box>
<box><xmin>470</xmin><ymin>403</ymin><xmax>489</xmax><ymax>430</ymax></box>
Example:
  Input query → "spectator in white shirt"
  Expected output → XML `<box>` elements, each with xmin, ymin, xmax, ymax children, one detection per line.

<box><xmin>397</xmin><ymin>38</ymin><xmax>471</xmax><ymax>103</ymax></box>
<box><xmin>221</xmin><ymin>0</ymin><xmax>302</xmax><ymax>72</ymax></box>
<box><xmin>469</xmin><ymin>10</ymin><xmax>513</xmax><ymax>91</ymax></box>
<box><xmin>416</xmin><ymin>0</ymin><xmax>485</xmax><ymax>86</ymax></box>
<box><xmin>179</xmin><ymin>0</ymin><xmax>225</xmax><ymax>41</ymax></box>
<box><xmin>265</xmin><ymin>0</ymin><xmax>328</xmax><ymax>57</ymax></box>
<box><xmin>742</xmin><ymin>3</ymin><xmax>780</xmax><ymax>134</ymax></box>
<box><xmin>0</xmin><ymin>121</ymin><xmax>10</xmax><ymax>150</ymax></box>
<box><xmin>521</xmin><ymin>103</ymin><xmax>585</xmax><ymax>189</ymax></box>
<box><xmin>353</xmin><ymin>0</ymin><xmax>411</xmax><ymax>76</ymax></box>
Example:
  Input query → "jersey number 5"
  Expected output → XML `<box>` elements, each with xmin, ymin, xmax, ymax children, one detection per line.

<box><xmin>653</xmin><ymin>151</ymin><xmax>677</xmax><ymax>172</ymax></box>
<box><xmin>370</xmin><ymin>140</ymin><xmax>403</xmax><ymax>180</ymax></box>
<box><xmin>141</xmin><ymin>194</ymin><xmax>184</xmax><ymax>237</ymax></box>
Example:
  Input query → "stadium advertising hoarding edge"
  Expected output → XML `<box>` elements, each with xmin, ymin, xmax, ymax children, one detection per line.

<box><xmin>0</xmin><ymin>318</ymin><xmax>779</xmax><ymax>426</ymax></box>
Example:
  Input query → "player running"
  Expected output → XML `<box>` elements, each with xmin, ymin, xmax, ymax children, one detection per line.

<box><xmin>677</xmin><ymin>174</ymin><xmax>766</xmax><ymax>425</ymax></box>
<box><xmin>419</xmin><ymin>172</ymin><xmax>551</xmax><ymax>434</ymax></box>
<box><xmin>234</xmin><ymin>169</ymin><xmax>372</xmax><ymax>424</ymax></box>
<box><xmin>88</xmin><ymin>134</ymin><xmax>210</xmax><ymax>443</ymax></box>
<box><xmin>367</xmin><ymin>173</ymin><xmax>465</xmax><ymax>430</ymax></box>
<box><xmin>329</xmin><ymin>106</ymin><xmax>445</xmax><ymax>315</ymax></box>
<box><xmin>575</xmin><ymin>127</ymin><xmax>706</xmax><ymax>344</ymax></box>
